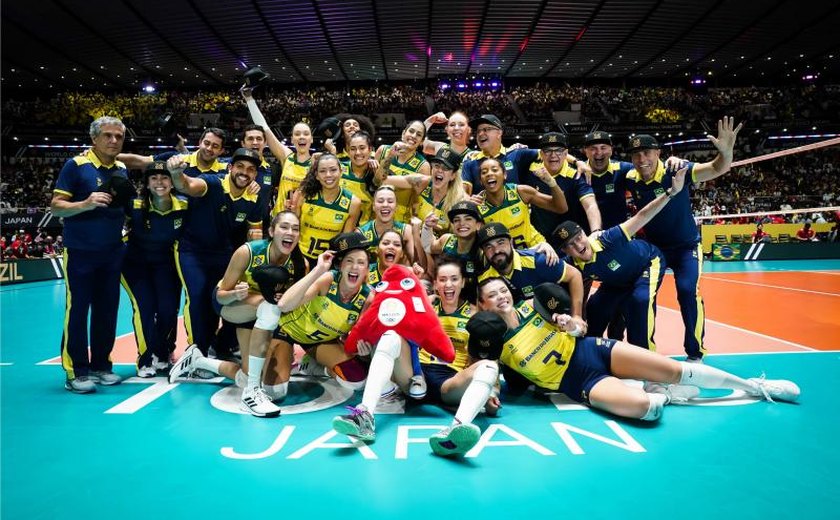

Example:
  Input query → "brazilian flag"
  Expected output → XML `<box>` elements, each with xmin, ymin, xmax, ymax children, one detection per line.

<box><xmin>712</xmin><ymin>243</ymin><xmax>742</xmax><ymax>261</ymax></box>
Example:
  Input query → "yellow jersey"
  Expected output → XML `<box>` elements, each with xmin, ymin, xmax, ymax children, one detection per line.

<box><xmin>416</xmin><ymin>185</ymin><xmax>449</xmax><ymax>233</ymax></box>
<box><xmin>380</xmin><ymin>145</ymin><xmax>427</xmax><ymax>224</ymax></box>
<box><xmin>478</xmin><ymin>183</ymin><xmax>545</xmax><ymax>249</ymax></box>
<box><xmin>340</xmin><ymin>163</ymin><xmax>373</xmax><ymax>224</ymax></box>
<box><xmin>299</xmin><ymin>188</ymin><xmax>354</xmax><ymax>260</ymax></box>
<box><xmin>500</xmin><ymin>302</ymin><xmax>576</xmax><ymax>391</ymax></box>
<box><xmin>278</xmin><ymin>270</ymin><xmax>370</xmax><ymax>344</ymax></box>
<box><xmin>419</xmin><ymin>300</ymin><xmax>471</xmax><ymax>371</ymax></box>
<box><xmin>274</xmin><ymin>154</ymin><xmax>310</xmax><ymax>216</ymax></box>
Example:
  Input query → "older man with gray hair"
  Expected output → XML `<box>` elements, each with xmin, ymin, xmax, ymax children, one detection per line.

<box><xmin>51</xmin><ymin>116</ymin><xmax>131</xmax><ymax>393</ymax></box>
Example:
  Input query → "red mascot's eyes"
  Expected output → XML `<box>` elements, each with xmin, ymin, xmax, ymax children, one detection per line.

<box><xmin>400</xmin><ymin>277</ymin><xmax>416</xmax><ymax>290</ymax></box>
<box><xmin>375</xmin><ymin>281</ymin><xmax>389</xmax><ymax>292</ymax></box>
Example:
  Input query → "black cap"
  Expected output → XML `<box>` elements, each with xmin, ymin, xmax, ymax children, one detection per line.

<box><xmin>100</xmin><ymin>175</ymin><xmax>135</xmax><ymax>208</ymax></box>
<box><xmin>251</xmin><ymin>265</ymin><xmax>291</xmax><ymax>304</ymax></box>
<box><xmin>553</xmin><ymin>220</ymin><xmax>584</xmax><ymax>249</ymax></box>
<box><xmin>469</xmin><ymin>114</ymin><xmax>503</xmax><ymax>131</ymax></box>
<box><xmin>231</xmin><ymin>147</ymin><xmax>262</xmax><ymax>167</ymax></box>
<box><xmin>144</xmin><ymin>161</ymin><xmax>171</xmax><ymax>178</ymax></box>
<box><xmin>243</xmin><ymin>66</ymin><xmax>270</xmax><ymax>86</ymax></box>
<box><xmin>532</xmin><ymin>283</ymin><xmax>572</xmax><ymax>322</ymax></box>
<box><xmin>428</xmin><ymin>147</ymin><xmax>462</xmax><ymax>171</ymax></box>
<box><xmin>447</xmin><ymin>200</ymin><xmax>482</xmax><ymax>222</ymax></box>
<box><xmin>330</xmin><ymin>231</ymin><xmax>371</xmax><ymax>256</ymax></box>
<box><xmin>466</xmin><ymin>311</ymin><xmax>507</xmax><ymax>360</ymax></box>
<box><xmin>538</xmin><ymin>132</ymin><xmax>568</xmax><ymax>149</ymax></box>
<box><xmin>315</xmin><ymin>116</ymin><xmax>342</xmax><ymax>139</ymax></box>
<box><xmin>476</xmin><ymin>222</ymin><xmax>511</xmax><ymax>248</ymax></box>
<box><xmin>584</xmin><ymin>131</ymin><xmax>613</xmax><ymax>147</ymax></box>
<box><xmin>627</xmin><ymin>134</ymin><xmax>660</xmax><ymax>154</ymax></box>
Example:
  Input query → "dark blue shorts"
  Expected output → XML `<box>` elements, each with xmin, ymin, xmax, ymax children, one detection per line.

<box><xmin>272</xmin><ymin>327</ymin><xmax>321</xmax><ymax>349</ymax></box>
<box><xmin>211</xmin><ymin>286</ymin><xmax>223</xmax><ymax>316</ymax></box>
<box><xmin>558</xmin><ymin>337</ymin><xmax>617</xmax><ymax>403</ymax></box>
<box><xmin>421</xmin><ymin>363</ymin><xmax>459</xmax><ymax>404</ymax></box>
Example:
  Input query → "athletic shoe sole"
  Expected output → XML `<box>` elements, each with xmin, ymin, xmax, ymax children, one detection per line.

<box><xmin>430</xmin><ymin>424</ymin><xmax>481</xmax><ymax>457</ymax></box>
<box><xmin>332</xmin><ymin>417</ymin><xmax>375</xmax><ymax>442</ymax></box>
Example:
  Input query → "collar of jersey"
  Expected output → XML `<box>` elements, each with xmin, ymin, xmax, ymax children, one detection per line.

<box><xmin>222</xmin><ymin>174</ymin><xmax>258</xmax><ymax>202</ymax></box>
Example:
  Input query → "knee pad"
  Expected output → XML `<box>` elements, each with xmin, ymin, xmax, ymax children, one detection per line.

<box><xmin>255</xmin><ymin>301</ymin><xmax>282</xmax><ymax>331</ymax></box>
<box><xmin>641</xmin><ymin>393</ymin><xmax>667</xmax><ymax>421</ymax></box>
<box><xmin>333</xmin><ymin>357</ymin><xmax>368</xmax><ymax>385</ymax></box>
<box><xmin>472</xmin><ymin>360</ymin><xmax>500</xmax><ymax>387</ymax></box>
<box><xmin>264</xmin><ymin>382</ymin><xmax>288</xmax><ymax>401</ymax></box>
<box><xmin>374</xmin><ymin>330</ymin><xmax>402</xmax><ymax>361</ymax></box>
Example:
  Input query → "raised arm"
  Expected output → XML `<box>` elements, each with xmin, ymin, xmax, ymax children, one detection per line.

<box><xmin>167</xmin><ymin>155</ymin><xmax>207</xmax><ymax>197</ymax></box>
<box><xmin>691</xmin><ymin>116</ymin><xmax>743</xmax><ymax>183</ymax></box>
<box><xmin>241</xmin><ymin>86</ymin><xmax>292</xmax><ymax>164</ymax></box>
<box><xmin>517</xmin><ymin>168</ymin><xmax>568</xmax><ymax>214</ymax></box>
<box><xmin>277</xmin><ymin>251</ymin><xmax>334</xmax><ymax>312</ymax></box>
<box><xmin>115</xmin><ymin>153</ymin><xmax>154</xmax><ymax>170</ymax></box>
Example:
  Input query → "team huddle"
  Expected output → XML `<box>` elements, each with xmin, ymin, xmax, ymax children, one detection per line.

<box><xmin>52</xmin><ymin>92</ymin><xmax>799</xmax><ymax>457</ymax></box>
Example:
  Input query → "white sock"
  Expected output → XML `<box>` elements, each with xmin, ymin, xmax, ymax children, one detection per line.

<box><xmin>248</xmin><ymin>356</ymin><xmax>265</xmax><ymax>388</ymax></box>
<box><xmin>234</xmin><ymin>369</ymin><xmax>248</xmax><ymax>388</ymax></box>
<box><xmin>454</xmin><ymin>361</ymin><xmax>498</xmax><ymax>425</ymax></box>
<box><xmin>641</xmin><ymin>393</ymin><xmax>668</xmax><ymax>421</ymax></box>
<box><xmin>360</xmin><ymin>332</ymin><xmax>401</xmax><ymax>413</ymax></box>
<box><xmin>195</xmin><ymin>356</ymin><xmax>222</xmax><ymax>375</ymax></box>
<box><xmin>678</xmin><ymin>361</ymin><xmax>754</xmax><ymax>393</ymax></box>
<box><xmin>264</xmin><ymin>382</ymin><xmax>288</xmax><ymax>401</ymax></box>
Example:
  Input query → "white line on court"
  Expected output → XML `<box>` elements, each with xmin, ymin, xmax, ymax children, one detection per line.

<box><xmin>657</xmin><ymin>306</ymin><xmax>817</xmax><ymax>351</ymax></box>
<box><xmin>701</xmin><ymin>276</ymin><xmax>840</xmax><ymax>297</ymax></box>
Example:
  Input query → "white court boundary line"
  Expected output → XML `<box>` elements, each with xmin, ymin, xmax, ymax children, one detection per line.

<box><xmin>657</xmin><ymin>306</ymin><xmax>817</xmax><ymax>351</ymax></box>
<box><xmin>701</xmin><ymin>275</ymin><xmax>840</xmax><ymax>297</ymax></box>
<box><xmin>36</xmin><ymin>330</ymin><xmax>141</xmax><ymax>366</ymax></box>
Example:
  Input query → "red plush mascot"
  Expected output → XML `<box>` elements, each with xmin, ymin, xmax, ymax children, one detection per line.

<box><xmin>344</xmin><ymin>264</ymin><xmax>454</xmax><ymax>362</ymax></box>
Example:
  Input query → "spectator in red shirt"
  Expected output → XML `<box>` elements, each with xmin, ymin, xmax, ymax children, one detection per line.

<box><xmin>752</xmin><ymin>223</ymin><xmax>771</xmax><ymax>243</ymax></box>
<box><xmin>795</xmin><ymin>222</ymin><xmax>817</xmax><ymax>242</ymax></box>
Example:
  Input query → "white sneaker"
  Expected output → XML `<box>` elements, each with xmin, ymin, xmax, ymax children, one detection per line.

<box><xmin>136</xmin><ymin>365</ymin><xmax>157</xmax><ymax>378</ymax></box>
<box><xmin>240</xmin><ymin>386</ymin><xmax>282</xmax><ymax>417</ymax></box>
<box><xmin>168</xmin><ymin>345</ymin><xmax>202</xmax><ymax>383</ymax></box>
<box><xmin>408</xmin><ymin>375</ymin><xmax>427</xmax><ymax>400</ymax></box>
<box><xmin>748</xmin><ymin>376</ymin><xmax>800</xmax><ymax>403</ymax></box>
<box><xmin>151</xmin><ymin>354</ymin><xmax>170</xmax><ymax>372</ymax></box>
<box><xmin>290</xmin><ymin>353</ymin><xmax>328</xmax><ymax>378</ymax></box>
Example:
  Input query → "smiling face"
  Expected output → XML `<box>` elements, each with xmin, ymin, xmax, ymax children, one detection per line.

<box><xmin>446</xmin><ymin>112</ymin><xmax>470</xmax><ymax>146</ymax></box>
<box><xmin>479</xmin><ymin>158</ymin><xmax>505</xmax><ymax>193</ymax></box>
<box><xmin>430</xmin><ymin>161</ymin><xmax>456</xmax><ymax>190</ymax></box>
<box><xmin>401</xmin><ymin>121</ymin><xmax>426</xmax><ymax>151</ymax></box>
<box><xmin>339</xmin><ymin>249</ymin><xmax>369</xmax><ymax>289</ymax></box>
<box><xmin>316</xmin><ymin>156</ymin><xmax>342</xmax><ymax>190</ymax></box>
<box><xmin>197</xmin><ymin>132</ymin><xmax>224</xmax><ymax>163</ymax></box>
<box><xmin>478</xmin><ymin>278</ymin><xmax>514</xmax><ymax>313</ymax></box>
<box><xmin>269</xmin><ymin>212</ymin><xmax>301</xmax><ymax>256</ymax></box>
<box><xmin>540</xmin><ymin>147</ymin><xmax>568</xmax><ymax>174</ymax></box>
<box><xmin>342</xmin><ymin>119</ymin><xmax>361</xmax><ymax>141</ymax></box>
<box><xmin>373</xmin><ymin>187</ymin><xmax>397</xmax><ymax>223</ymax></box>
<box><xmin>348</xmin><ymin>134</ymin><xmax>372</xmax><ymax>167</ymax></box>
<box><xmin>228</xmin><ymin>159</ymin><xmax>258</xmax><ymax>190</ymax></box>
<box><xmin>377</xmin><ymin>230</ymin><xmax>404</xmax><ymax>268</ymax></box>
<box><xmin>585</xmin><ymin>143</ymin><xmax>613</xmax><ymax>172</ymax></box>
<box><xmin>560</xmin><ymin>231</ymin><xmax>591</xmax><ymax>262</ymax></box>
<box><xmin>475</xmin><ymin>123</ymin><xmax>502</xmax><ymax>153</ymax></box>
<box><xmin>241</xmin><ymin>129</ymin><xmax>266</xmax><ymax>155</ymax></box>
<box><xmin>481</xmin><ymin>236</ymin><xmax>513</xmax><ymax>273</ymax></box>
<box><xmin>631</xmin><ymin>148</ymin><xmax>661</xmax><ymax>181</ymax></box>
<box><xmin>146</xmin><ymin>173</ymin><xmax>172</xmax><ymax>198</ymax></box>
<box><xmin>451</xmin><ymin>213</ymin><xmax>480</xmax><ymax>238</ymax></box>
<box><xmin>434</xmin><ymin>262</ymin><xmax>464</xmax><ymax>306</ymax></box>
<box><xmin>291</xmin><ymin>123</ymin><xmax>313</xmax><ymax>152</ymax></box>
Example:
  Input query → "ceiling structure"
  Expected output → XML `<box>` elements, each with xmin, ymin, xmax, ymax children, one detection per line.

<box><xmin>2</xmin><ymin>0</ymin><xmax>839</xmax><ymax>92</ymax></box>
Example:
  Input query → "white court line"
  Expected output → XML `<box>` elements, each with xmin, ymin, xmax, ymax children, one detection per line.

<box><xmin>0</xmin><ymin>362</ymin><xmax>13</xmax><ymax>366</ymax></box>
<box><xmin>701</xmin><ymin>276</ymin><xmax>840</xmax><ymax>297</ymax></box>
<box><xmin>36</xmin><ymin>330</ymin><xmax>140</xmax><ymax>365</ymax></box>
<box><xmin>658</xmin><ymin>306</ymin><xmax>817</xmax><ymax>351</ymax></box>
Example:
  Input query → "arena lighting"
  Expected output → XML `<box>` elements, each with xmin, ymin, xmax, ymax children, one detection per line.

<box><xmin>690</xmin><ymin>78</ymin><xmax>706</xmax><ymax>85</ymax></box>
<box><xmin>440</xmin><ymin>82</ymin><xmax>451</xmax><ymax>90</ymax></box>
<box><xmin>473</xmin><ymin>80</ymin><xmax>484</xmax><ymax>88</ymax></box>
<box><xmin>456</xmin><ymin>82</ymin><xmax>467</xmax><ymax>90</ymax></box>
<box><xmin>802</xmin><ymin>73</ymin><xmax>818</xmax><ymax>81</ymax></box>
<box><xmin>768</xmin><ymin>133</ymin><xmax>839</xmax><ymax>140</ymax></box>
<box><xmin>142</xmin><ymin>84</ymin><xmax>156</xmax><ymax>93</ymax></box>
